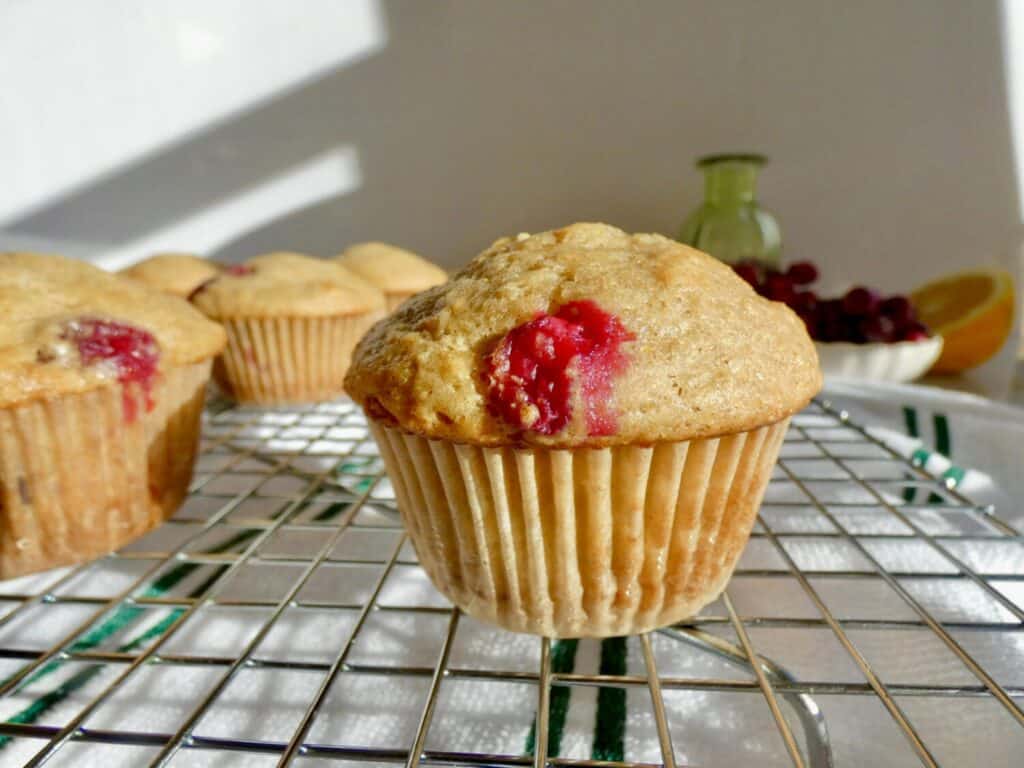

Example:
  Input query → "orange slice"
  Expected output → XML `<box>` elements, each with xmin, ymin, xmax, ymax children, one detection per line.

<box><xmin>910</xmin><ymin>269</ymin><xmax>1016</xmax><ymax>373</ymax></box>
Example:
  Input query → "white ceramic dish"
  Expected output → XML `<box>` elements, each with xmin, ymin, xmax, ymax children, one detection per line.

<box><xmin>815</xmin><ymin>336</ymin><xmax>943</xmax><ymax>383</ymax></box>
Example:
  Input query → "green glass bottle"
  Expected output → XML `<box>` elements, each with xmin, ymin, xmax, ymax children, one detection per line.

<box><xmin>678</xmin><ymin>153</ymin><xmax>781</xmax><ymax>267</ymax></box>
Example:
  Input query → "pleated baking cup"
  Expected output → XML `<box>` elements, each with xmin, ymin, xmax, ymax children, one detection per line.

<box><xmin>370</xmin><ymin>418</ymin><xmax>790</xmax><ymax>638</ymax></box>
<box><xmin>213</xmin><ymin>314</ymin><xmax>380</xmax><ymax>404</ymax></box>
<box><xmin>0</xmin><ymin>360</ymin><xmax>211</xmax><ymax>578</ymax></box>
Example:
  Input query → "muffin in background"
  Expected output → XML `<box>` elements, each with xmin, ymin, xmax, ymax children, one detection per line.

<box><xmin>345</xmin><ymin>223</ymin><xmax>821</xmax><ymax>637</ymax></box>
<box><xmin>191</xmin><ymin>252</ymin><xmax>385</xmax><ymax>404</ymax></box>
<box><xmin>335</xmin><ymin>242</ymin><xmax>448</xmax><ymax>311</ymax></box>
<box><xmin>0</xmin><ymin>252</ymin><xmax>226</xmax><ymax>577</ymax></box>
<box><xmin>120</xmin><ymin>252</ymin><xmax>221</xmax><ymax>298</ymax></box>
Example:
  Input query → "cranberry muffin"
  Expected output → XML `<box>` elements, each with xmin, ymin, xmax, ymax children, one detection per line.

<box><xmin>345</xmin><ymin>223</ymin><xmax>821</xmax><ymax>637</ymax></box>
<box><xmin>120</xmin><ymin>252</ymin><xmax>221</xmax><ymax>298</ymax></box>
<box><xmin>0</xmin><ymin>253</ymin><xmax>225</xmax><ymax>577</ymax></box>
<box><xmin>190</xmin><ymin>252</ymin><xmax>386</xmax><ymax>404</ymax></box>
<box><xmin>335</xmin><ymin>242</ymin><xmax>448</xmax><ymax>311</ymax></box>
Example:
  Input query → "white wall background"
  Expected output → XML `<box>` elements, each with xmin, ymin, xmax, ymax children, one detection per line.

<box><xmin>0</xmin><ymin>0</ymin><xmax>1021</xmax><ymax>300</ymax></box>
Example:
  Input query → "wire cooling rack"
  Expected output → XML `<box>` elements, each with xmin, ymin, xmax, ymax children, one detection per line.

<box><xmin>0</xmin><ymin>397</ymin><xmax>1020</xmax><ymax>767</ymax></box>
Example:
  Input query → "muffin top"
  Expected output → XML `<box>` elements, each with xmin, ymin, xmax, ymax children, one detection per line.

<box><xmin>345</xmin><ymin>223</ymin><xmax>821</xmax><ymax>447</ymax></box>
<box><xmin>335</xmin><ymin>242</ymin><xmax>448</xmax><ymax>295</ymax></box>
<box><xmin>190</xmin><ymin>252</ymin><xmax>385</xmax><ymax>319</ymax></box>
<box><xmin>0</xmin><ymin>252</ymin><xmax>226</xmax><ymax>409</ymax></box>
<box><xmin>120</xmin><ymin>252</ymin><xmax>221</xmax><ymax>298</ymax></box>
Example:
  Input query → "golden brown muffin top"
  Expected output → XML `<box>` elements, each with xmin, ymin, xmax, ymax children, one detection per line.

<box><xmin>335</xmin><ymin>262</ymin><xmax>393</xmax><ymax>300</ymax></box>
<box><xmin>345</xmin><ymin>223</ymin><xmax>821</xmax><ymax>447</ymax></box>
<box><xmin>0</xmin><ymin>252</ymin><xmax>226</xmax><ymax>408</ymax></box>
<box><xmin>190</xmin><ymin>252</ymin><xmax>385</xmax><ymax>319</ymax></box>
<box><xmin>119</xmin><ymin>252</ymin><xmax>221</xmax><ymax>298</ymax></box>
<box><xmin>335</xmin><ymin>242</ymin><xmax>448</xmax><ymax>295</ymax></box>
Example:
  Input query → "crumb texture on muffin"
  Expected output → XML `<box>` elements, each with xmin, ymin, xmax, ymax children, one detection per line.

<box><xmin>191</xmin><ymin>252</ymin><xmax>385</xmax><ymax>318</ymax></box>
<box><xmin>119</xmin><ymin>252</ymin><xmax>221</xmax><ymax>298</ymax></box>
<box><xmin>336</xmin><ymin>242</ymin><xmax>448</xmax><ymax>294</ymax></box>
<box><xmin>345</xmin><ymin>223</ymin><xmax>822</xmax><ymax>447</ymax></box>
<box><xmin>0</xmin><ymin>252</ymin><xmax>226</xmax><ymax>408</ymax></box>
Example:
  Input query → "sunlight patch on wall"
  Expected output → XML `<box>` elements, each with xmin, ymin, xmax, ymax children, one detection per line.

<box><xmin>0</xmin><ymin>0</ymin><xmax>383</xmax><ymax>224</ymax></box>
<box><xmin>98</xmin><ymin>146</ymin><xmax>362</xmax><ymax>270</ymax></box>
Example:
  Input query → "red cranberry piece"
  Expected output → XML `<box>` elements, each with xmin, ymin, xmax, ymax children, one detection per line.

<box><xmin>733</xmin><ymin>263</ymin><xmax>760</xmax><ymax>288</ymax></box>
<box><xmin>817</xmin><ymin>321</ymin><xmax>842</xmax><ymax>342</ymax></box>
<box><xmin>841</xmin><ymin>286</ymin><xmax>880</xmax><ymax>316</ymax></box>
<box><xmin>879</xmin><ymin>295</ymin><xmax>914</xmax><ymax>326</ymax></box>
<box><xmin>791</xmin><ymin>291</ymin><xmax>819</xmax><ymax>314</ymax></box>
<box><xmin>901</xmin><ymin>321</ymin><xmax>931</xmax><ymax>342</ymax></box>
<box><xmin>861</xmin><ymin>314</ymin><xmax>897</xmax><ymax>342</ymax></box>
<box><xmin>764</xmin><ymin>272</ymin><xmax>795</xmax><ymax>304</ymax></box>
<box><xmin>796</xmin><ymin>308</ymin><xmax>817</xmax><ymax>336</ymax></box>
<box><xmin>786</xmin><ymin>261</ymin><xmax>819</xmax><ymax>285</ymax></box>
<box><xmin>843</xmin><ymin>316</ymin><xmax>867</xmax><ymax>344</ymax></box>
<box><xmin>62</xmin><ymin>318</ymin><xmax>160</xmax><ymax>421</ymax></box>
<box><xmin>813</xmin><ymin>299</ymin><xmax>843</xmax><ymax>342</ymax></box>
<box><xmin>482</xmin><ymin>300</ymin><xmax>633</xmax><ymax>436</ymax></box>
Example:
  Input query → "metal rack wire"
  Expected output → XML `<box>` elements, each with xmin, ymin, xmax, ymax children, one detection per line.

<box><xmin>0</xmin><ymin>396</ymin><xmax>1020</xmax><ymax>767</ymax></box>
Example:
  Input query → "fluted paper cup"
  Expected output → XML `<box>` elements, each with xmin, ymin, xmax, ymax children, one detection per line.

<box><xmin>0</xmin><ymin>360</ymin><xmax>211</xmax><ymax>578</ymax></box>
<box><xmin>369</xmin><ymin>418</ymin><xmax>789</xmax><ymax>637</ymax></box>
<box><xmin>214</xmin><ymin>314</ymin><xmax>380</xmax><ymax>404</ymax></box>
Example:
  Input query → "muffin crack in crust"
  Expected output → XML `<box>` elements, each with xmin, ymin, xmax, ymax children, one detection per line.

<box><xmin>345</xmin><ymin>222</ymin><xmax>822</xmax><ymax>448</ymax></box>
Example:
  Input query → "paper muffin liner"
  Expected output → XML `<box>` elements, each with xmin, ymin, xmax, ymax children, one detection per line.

<box><xmin>214</xmin><ymin>314</ymin><xmax>380</xmax><ymax>404</ymax></box>
<box><xmin>369</xmin><ymin>418</ymin><xmax>789</xmax><ymax>637</ymax></box>
<box><xmin>0</xmin><ymin>360</ymin><xmax>211</xmax><ymax>578</ymax></box>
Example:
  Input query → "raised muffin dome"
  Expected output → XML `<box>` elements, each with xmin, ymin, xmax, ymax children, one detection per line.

<box><xmin>0</xmin><ymin>252</ymin><xmax>226</xmax><ymax>408</ymax></box>
<box><xmin>335</xmin><ymin>242</ymin><xmax>448</xmax><ymax>295</ymax></box>
<box><xmin>190</xmin><ymin>252</ymin><xmax>385</xmax><ymax>318</ymax></box>
<box><xmin>119</xmin><ymin>253</ymin><xmax>220</xmax><ymax>298</ymax></box>
<box><xmin>345</xmin><ymin>222</ymin><xmax>821</xmax><ymax>447</ymax></box>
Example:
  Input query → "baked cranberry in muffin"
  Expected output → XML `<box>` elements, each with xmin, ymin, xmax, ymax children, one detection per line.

<box><xmin>48</xmin><ymin>318</ymin><xmax>160</xmax><ymax>421</ymax></box>
<box><xmin>482</xmin><ymin>300</ymin><xmax>633</xmax><ymax>436</ymax></box>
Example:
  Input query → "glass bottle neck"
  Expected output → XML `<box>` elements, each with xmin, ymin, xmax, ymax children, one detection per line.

<box><xmin>703</xmin><ymin>163</ymin><xmax>759</xmax><ymax>204</ymax></box>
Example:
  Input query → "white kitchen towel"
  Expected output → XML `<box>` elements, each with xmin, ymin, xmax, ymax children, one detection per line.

<box><xmin>823</xmin><ymin>379</ymin><xmax>1024</xmax><ymax>522</ymax></box>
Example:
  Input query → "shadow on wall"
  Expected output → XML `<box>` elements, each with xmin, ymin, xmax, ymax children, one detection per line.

<box><xmin>7</xmin><ymin>0</ymin><xmax>1021</xmax><ymax>285</ymax></box>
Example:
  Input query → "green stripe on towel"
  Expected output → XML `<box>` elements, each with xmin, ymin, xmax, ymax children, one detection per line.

<box><xmin>943</xmin><ymin>465</ymin><xmax>966</xmax><ymax>489</ymax></box>
<box><xmin>592</xmin><ymin>637</ymin><xmax>627</xmax><ymax>761</ymax></box>
<box><xmin>902</xmin><ymin>407</ymin><xmax>920</xmax><ymax>503</ymax></box>
<box><xmin>910</xmin><ymin>447</ymin><xmax>931</xmax><ymax>467</ymax></box>
<box><xmin>0</xmin><ymin>524</ymin><xmax>269</xmax><ymax>746</ymax></box>
<box><xmin>927</xmin><ymin>413</ymin><xmax>952</xmax><ymax>504</ymax></box>
<box><xmin>525</xmin><ymin>639</ymin><xmax>580</xmax><ymax>758</ymax></box>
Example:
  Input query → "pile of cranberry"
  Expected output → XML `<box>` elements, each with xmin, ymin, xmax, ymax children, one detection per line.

<box><xmin>732</xmin><ymin>260</ymin><xmax>931</xmax><ymax>344</ymax></box>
